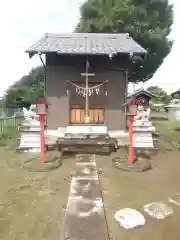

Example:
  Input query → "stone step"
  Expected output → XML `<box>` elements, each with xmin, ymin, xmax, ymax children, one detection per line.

<box><xmin>133</xmin><ymin>129</ymin><xmax>155</xmax><ymax>132</ymax></box>
<box><xmin>133</xmin><ymin>143</ymin><xmax>154</xmax><ymax>148</ymax></box>
<box><xmin>16</xmin><ymin>147</ymin><xmax>41</xmax><ymax>152</ymax></box>
<box><xmin>133</xmin><ymin>138</ymin><xmax>153</xmax><ymax>143</ymax></box>
<box><xmin>133</xmin><ymin>132</ymin><xmax>152</xmax><ymax>137</ymax></box>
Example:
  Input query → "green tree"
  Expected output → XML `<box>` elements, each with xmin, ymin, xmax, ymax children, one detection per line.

<box><xmin>147</xmin><ymin>86</ymin><xmax>172</xmax><ymax>104</ymax></box>
<box><xmin>76</xmin><ymin>0</ymin><xmax>173</xmax><ymax>82</ymax></box>
<box><xmin>4</xmin><ymin>66</ymin><xmax>45</xmax><ymax>108</ymax></box>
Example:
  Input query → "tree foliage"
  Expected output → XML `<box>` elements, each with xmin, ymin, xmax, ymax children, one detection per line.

<box><xmin>76</xmin><ymin>0</ymin><xmax>173</xmax><ymax>82</ymax></box>
<box><xmin>3</xmin><ymin>1</ymin><xmax>173</xmax><ymax>107</ymax></box>
<box><xmin>147</xmin><ymin>85</ymin><xmax>172</xmax><ymax>104</ymax></box>
<box><xmin>4</xmin><ymin>66</ymin><xmax>45</xmax><ymax>108</ymax></box>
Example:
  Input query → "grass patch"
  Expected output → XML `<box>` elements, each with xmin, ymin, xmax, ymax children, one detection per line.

<box><xmin>0</xmin><ymin>126</ymin><xmax>19</xmax><ymax>146</ymax></box>
<box><xmin>150</xmin><ymin>116</ymin><xmax>168</xmax><ymax>121</ymax></box>
<box><xmin>150</xmin><ymin>111</ymin><xmax>168</xmax><ymax>121</ymax></box>
<box><xmin>0</xmin><ymin>149</ymin><xmax>74</xmax><ymax>239</ymax></box>
<box><xmin>153</xmin><ymin>120</ymin><xmax>180</xmax><ymax>142</ymax></box>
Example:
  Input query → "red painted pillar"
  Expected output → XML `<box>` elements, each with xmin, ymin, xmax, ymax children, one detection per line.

<box><xmin>40</xmin><ymin>115</ymin><xmax>45</xmax><ymax>164</ymax></box>
<box><xmin>128</xmin><ymin>115</ymin><xmax>134</xmax><ymax>164</ymax></box>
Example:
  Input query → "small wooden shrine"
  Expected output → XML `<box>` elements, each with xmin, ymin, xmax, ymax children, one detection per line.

<box><xmin>26</xmin><ymin>33</ymin><xmax>147</xmax><ymax>133</ymax></box>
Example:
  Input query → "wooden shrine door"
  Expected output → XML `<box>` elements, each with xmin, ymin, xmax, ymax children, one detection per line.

<box><xmin>70</xmin><ymin>107</ymin><xmax>105</xmax><ymax>124</ymax></box>
<box><xmin>69</xmin><ymin>82</ymin><xmax>105</xmax><ymax>124</ymax></box>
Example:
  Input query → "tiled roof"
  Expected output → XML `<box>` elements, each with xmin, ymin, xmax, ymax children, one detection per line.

<box><xmin>26</xmin><ymin>33</ymin><xmax>147</xmax><ymax>57</ymax></box>
<box><xmin>127</xmin><ymin>88</ymin><xmax>156</xmax><ymax>99</ymax></box>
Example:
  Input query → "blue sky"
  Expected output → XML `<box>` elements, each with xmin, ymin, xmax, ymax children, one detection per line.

<box><xmin>0</xmin><ymin>0</ymin><xmax>179</xmax><ymax>96</ymax></box>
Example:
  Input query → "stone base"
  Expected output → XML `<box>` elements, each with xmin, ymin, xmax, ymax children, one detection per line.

<box><xmin>16</xmin><ymin>147</ymin><xmax>41</xmax><ymax>153</ymax></box>
<box><xmin>47</xmin><ymin>128</ymin><xmax>129</xmax><ymax>147</ymax></box>
<box><xmin>133</xmin><ymin>120</ymin><xmax>154</xmax><ymax>148</ymax></box>
<box><xmin>18</xmin><ymin>133</ymin><xmax>41</xmax><ymax>152</ymax></box>
<box><xmin>18</xmin><ymin>119</ymin><xmax>41</xmax><ymax>152</ymax></box>
<box><xmin>18</xmin><ymin>119</ymin><xmax>41</xmax><ymax>131</ymax></box>
<box><xmin>66</xmin><ymin>125</ymin><xmax>108</xmax><ymax>135</ymax></box>
<box><xmin>133</xmin><ymin>119</ymin><xmax>155</xmax><ymax>132</ymax></box>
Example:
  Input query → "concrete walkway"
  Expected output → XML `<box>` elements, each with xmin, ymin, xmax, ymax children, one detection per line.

<box><xmin>61</xmin><ymin>154</ymin><xmax>109</xmax><ymax>240</ymax></box>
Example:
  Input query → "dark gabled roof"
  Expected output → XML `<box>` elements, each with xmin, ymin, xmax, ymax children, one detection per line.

<box><xmin>123</xmin><ymin>88</ymin><xmax>156</xmax><ymax>107</ymax></box>
<box><xmin>26</xmin><ymin>33</ymin><xmax>147</xmax><ymax>58</ymax></box>
<box><xmin>127</xmin><ymin>88</ymin><xmax>156</xmax><ymax>99</ymax></box>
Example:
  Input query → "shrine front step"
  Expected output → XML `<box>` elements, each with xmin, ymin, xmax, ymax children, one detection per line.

<box><xmin>57</xmin><ymin>139</ymin><xmax>115</xmax><ymax>155</ymax></box>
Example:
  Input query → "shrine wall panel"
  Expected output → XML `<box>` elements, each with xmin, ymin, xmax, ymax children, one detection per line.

<box><xmin>46</xmin><ymin>53</ymin><xmax>127</xmax><ymax>130</ymax></box>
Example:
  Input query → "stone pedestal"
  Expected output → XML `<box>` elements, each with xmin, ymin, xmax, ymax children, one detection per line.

<box><xmin>133</xmin><ymin>119</ymin><xmax>155</xmax><ymax>148</ymax></box>
<box><xmin>17</xmin><ymin>120</ymin><xmax>41</xmax><ymax>152</ymax></box>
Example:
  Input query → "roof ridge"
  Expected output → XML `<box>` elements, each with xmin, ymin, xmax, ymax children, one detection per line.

<box><xmin>45</xmin><ymin>32</ymin><xmax>129</xmax><ymax>38</ymax></box>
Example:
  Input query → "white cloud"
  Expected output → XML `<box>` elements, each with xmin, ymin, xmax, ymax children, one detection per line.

<box><xmin>0</xmin><ymin>0</ymin><xmax>84</xmax><ymax>96</ymax></box>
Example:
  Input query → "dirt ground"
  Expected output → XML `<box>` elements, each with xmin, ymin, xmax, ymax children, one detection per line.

<box><xmin>0</xmin><ymin>149</ymin><xmax>74</xmax><ymax>240</ymax></box>
<box><xmin>96</xmin><ymin>142</ymin><xmax>180</xmax><ymax>240</ymax></box>
<box><xmin>1</xmin><ymin>126</ymin><xmax>180</xmax><ymax>240</ymax></box>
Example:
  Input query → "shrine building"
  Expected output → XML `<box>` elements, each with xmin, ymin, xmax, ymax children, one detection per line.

<box><xmin>26</xmin><ymin>33</ymin><xmax>147</xmax><ymax>136</ymax></box>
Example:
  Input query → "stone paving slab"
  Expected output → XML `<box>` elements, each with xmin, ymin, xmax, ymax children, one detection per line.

<box><xmin>70</xmin><ymin>177</ymin><xmax>101</xmax><ymax>199</ymax></box>
<box><xmin>61</xmin><ymin>154</ymin><xmax>109</xmax><ymax>240</ymax></box>
<box><xmin>66</xmin><ymin>197</ymin><xmax>103</xmax><ymax>216</ymax></box>
<box><xmin>63</xmin><ymin>205</ymin><xmax>108</xmax><ymax>240</ymax></box>
<box><xmin>76</xmin><ymin>154</ymin><xmax>95</xmax><ymax>163</ymax></box>
<box><xmin>74</xmin><ymin>164</ymin><xmax>98</xmax><ymax>178</ymax></box>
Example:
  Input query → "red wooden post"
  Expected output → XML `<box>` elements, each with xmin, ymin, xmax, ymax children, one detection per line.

<box><xmin>127</xmin><ymin>98</ymin><xmax>136</xmax><ymax>164</ymax></box>
<box><xmin>128</xmin><ymin>115</ymin><xmax>134</xmax><ymax>164</ymax></box>
<box><xmin>40</xmin><ymin>115</ymin><xmax>45</xmax><ymax>164</ymax></box>
<box><xmin>34</xmin><ymin>97</ymin><xmax>48</xmax><ymax>165</ymax></box>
